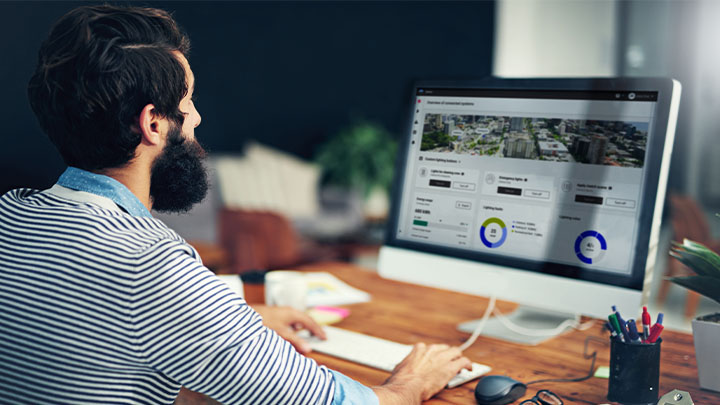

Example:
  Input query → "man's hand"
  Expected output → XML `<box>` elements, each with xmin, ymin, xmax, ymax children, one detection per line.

<box><xmin>252</xmin><ymin>305</ymin><xmax>326</xmax><ymax>354</ymax></box>
<box><xmin>253</xmin><ymin>305</ymin><xmax>469</xmax><ymax>404</ymax></box>
<box><xmin>373</xmin><ymin>343</ymin><xmax>472</xmax><ymax>404</ymax></box>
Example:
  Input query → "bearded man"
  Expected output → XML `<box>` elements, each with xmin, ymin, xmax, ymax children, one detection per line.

<box><xmin>0</xmin><ymin>5</ymin><xmax>469</xmax><ymax>404</ymax></box>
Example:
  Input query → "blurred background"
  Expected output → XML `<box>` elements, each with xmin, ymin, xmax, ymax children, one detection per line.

<box><xmin>2</xmin><ymin>0</ymin><xmax>720</xmax><ymax>328</ymax></box>
<box><xmin>0</xmin><ymin>0</ymin><xmax>495</xmax><ymax>191</ymax></box>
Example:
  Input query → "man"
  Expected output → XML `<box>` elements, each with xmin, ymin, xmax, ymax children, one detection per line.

<box><xmin>0</xmin><ymin>5</ymin><xmax>470</xmax><ymax>404</ymax></box>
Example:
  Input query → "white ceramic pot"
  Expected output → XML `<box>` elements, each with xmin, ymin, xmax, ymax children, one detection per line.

<box><xmin>691</xmin><ymin>315</ymin><xmax>720</xmax><ymax>392</ymax></box>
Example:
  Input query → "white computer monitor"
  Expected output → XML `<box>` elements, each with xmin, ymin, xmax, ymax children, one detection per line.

<box><xmin>379</xmin><ymin>78</ymin><xmax>681</xmax><ymax>345</ymax></box>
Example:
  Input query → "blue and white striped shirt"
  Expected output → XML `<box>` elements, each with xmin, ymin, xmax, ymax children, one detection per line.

<box><xmin>0</xmin><ymin>168</ymin><xmax>377</xmax><ymax>404</ymax></box>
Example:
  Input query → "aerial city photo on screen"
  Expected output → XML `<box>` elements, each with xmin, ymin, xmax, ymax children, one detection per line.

<box><xmin>420</xmin><ymin>113</ymin><xmax>649</xmax><ymax>168</ymax></box>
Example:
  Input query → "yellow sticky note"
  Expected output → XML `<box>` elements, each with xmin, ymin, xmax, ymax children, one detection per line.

<box><xmin>307</xmin><ymin>308</ymin><xmax>344</xmax><ymax>325</ymax></box>
<box><xmin>594</xmin><ymin>366</ymin><xmax>610</xmax><ymax>379</ymax></box>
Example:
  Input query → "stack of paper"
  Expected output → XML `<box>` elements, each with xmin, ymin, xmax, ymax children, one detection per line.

<box><xmin>304</xmin><ymin>272</ymin><xmax>371</xmax><ymax>307</ymax></box>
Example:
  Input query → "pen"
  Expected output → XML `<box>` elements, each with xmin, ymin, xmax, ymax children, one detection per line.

<box><xmin>612</xmin><ymin>306</ymin><xmax>630</xmax><ymax>343</ymax></box>
<box><xmin>609</xmin><ymin>314</ymin><xmax>625</xmax><ymax>342</ymax></box>
<box><xmin>647</xmin><ymin>312</ymin><xmax>665</xmax><ymax>343</ymax></box>
<box><xmin>648</xmin><ymin>322</ymin><xmax>664</xmax><ymax>343</ymax></box>
<box><xmin>626</xmin><ymin>319</ymin><xmax>642</xmax><ymax>344</ymax></box>
<box><xmin>605</xmin><ymin>321</ymin><xmax>620</xmax><ymax>341</ymax></box>
<box><xmin>641</xmin><ymin>306</ymin><xmax>651</xmax><ymax>343</ymax></box>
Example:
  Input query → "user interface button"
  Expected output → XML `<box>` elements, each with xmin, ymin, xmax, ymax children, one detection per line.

<box><xmin>429</xmin><ymin>179</ymin><xmax>451</xmax><ymax>188</ymax></box>
<box><xmin>575</xmin><ymin>194</ymin><xmax>604</xmax><ymax>205</ymax></box>
<box><xmin>497</xmin><ymin>186</ymin><xmax>522</xmax><ymax>196</ymax></box>
<box><xmin>606</xmin><ymin>198</ymin><xmax>636</xmax><ymax>209</ymax></box>
<box><xmin>523</xmin><ymin>189</ymin><xmax>550</xmax><ymax>200</ymax></box>
<box><xmin>456</xmin><ymin>201</ymin><xmax>472</xmax><ymax>210</ymax></box>
<box><xmin>452</xmin><ymin>182</ymin><xmax>476</xmax><ymax>191</ymax></box>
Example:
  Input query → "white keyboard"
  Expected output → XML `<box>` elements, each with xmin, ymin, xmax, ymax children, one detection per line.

<box><xmin>299</xmin><ymin>326</ymin><xmax>491</xmax><ymax>388</ymax></box>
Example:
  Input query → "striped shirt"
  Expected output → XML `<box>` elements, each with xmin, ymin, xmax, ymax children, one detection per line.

<box><xmin>0</xmin><ymin>168</ymin><xmax>377</xmax><ymax>404</ymax></box>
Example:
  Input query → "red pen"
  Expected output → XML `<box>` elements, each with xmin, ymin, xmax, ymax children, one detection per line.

<box><xmin>648</xmin><ymin>323</ymin><xmax>664</xmax><ymax>343</ymax></box>
<box><xmin>641</xmin><ymin>306</ymin><xmax>651</xmax><ymax>343</ymax></box>
<box><xmin>648</xmin><ymin>312</ymin><xmax>665</xmax><ymax>343</ymax></box>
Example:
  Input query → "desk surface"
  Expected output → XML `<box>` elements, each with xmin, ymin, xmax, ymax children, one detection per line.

<box><xmin>183</xmin><ymin>262</ymin><xmax>719</xmax><ymax>404</ymax></box>
<box><xmin>282</xmin><ymin>263</ymin><xmax>717</xmax><ymax>404</ymax></box>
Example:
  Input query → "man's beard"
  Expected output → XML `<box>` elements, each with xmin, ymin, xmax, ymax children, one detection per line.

<box><xmin>150</xmin><ymin>123</ymin><xmax>209</xmax><ymax>213</ymax></box>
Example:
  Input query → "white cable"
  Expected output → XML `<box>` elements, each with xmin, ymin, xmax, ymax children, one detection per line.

<box><xmin>491</xmin><ymin>308</ymin><xmax>581</xmax><ymax>337</ymax></box>
<box><xmin>459</xmin><ymin>299</ymin><xmax>597</xmax><ymax>349</ymax></box>
<box><xmin>458</xmin><ymin>295</ymin><xmax>496</xmax><ymax>351</ymax></box>
<box><xmin>574</xmin><ymin>318</ymin><xmax>597</xmax><ymax>331</ymax></box>
<box><xmin>491</xmin><ymin>307</ymin><xmax>597</xmax><ymax>337</ymax></box>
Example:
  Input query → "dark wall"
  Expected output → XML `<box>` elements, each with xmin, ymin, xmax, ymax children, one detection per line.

<box><xmin>0</xmin><ymin>1</ymin><xmax>495</xmax><ymax>193</ymax></box>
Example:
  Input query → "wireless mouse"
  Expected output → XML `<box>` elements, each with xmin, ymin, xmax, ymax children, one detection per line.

<box><xmin>474</xmin><ymin>375</ymin><xmax>527</xmax><ymax>405</ymax></box>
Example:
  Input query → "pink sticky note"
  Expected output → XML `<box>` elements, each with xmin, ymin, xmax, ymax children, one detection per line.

<box><xmin>314</xmin><ymin>306</ymin><xmax>350</xmax><ymax>318</ymax></box>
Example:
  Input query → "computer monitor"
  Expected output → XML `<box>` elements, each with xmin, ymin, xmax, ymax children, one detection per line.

<box><xmin>379</xmin><ymin>78</ymin><xmax>681</xmax><ymax>345</ymax></box>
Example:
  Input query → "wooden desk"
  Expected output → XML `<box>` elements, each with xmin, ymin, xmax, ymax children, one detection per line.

<box><xmin>182</xmin><ymin>262</ymin><xmax>719</xmax><ymax>404</ymax></box>
<box><xmin>281</xmin><ymin>263</ymin><xmax>717</xmax><ymax>404</ymax></box>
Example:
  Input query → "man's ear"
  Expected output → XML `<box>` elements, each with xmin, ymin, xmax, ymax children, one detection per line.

<box><xmin>138</xmin><ymin>104</ymin><xmax>166</xmax><ymax>146</ymax></box>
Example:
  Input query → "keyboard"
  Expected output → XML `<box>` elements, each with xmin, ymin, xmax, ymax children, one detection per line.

<box><xmin>299</xmin><ymin>326</ymin><xmax>491</xmax><ymax>388</ymax></box>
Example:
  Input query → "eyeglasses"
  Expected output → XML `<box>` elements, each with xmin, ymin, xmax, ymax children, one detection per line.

<box><xmin>520</xmin><ymin>390</ymin><xmax>563</xmax><ymax>405</ymax></box>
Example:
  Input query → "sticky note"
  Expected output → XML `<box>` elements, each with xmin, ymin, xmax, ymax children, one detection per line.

<box><xmin>307</xmin><ymin>309</ymin><xmax>342</xmax><ymax>325</ymax></box>
<box><xmin>307</xmin><ymin>307</ymin><xmax>350</xmax><ymax>325</ymax></box>
<box><xmin>594</xmin><ymin>366</ymin><xmax>610</xmax><ymax>379</ymax></box>
<box><xmin>314</xmin><ymin>306</ymin><xmax>351</xmax><ymax>318</ymax></box>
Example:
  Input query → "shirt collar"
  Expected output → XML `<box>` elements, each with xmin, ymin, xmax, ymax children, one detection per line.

<box><xmin>56</xmin><ymin>167</ymin><xmax>152</xmax><ymax>218</ymax></box>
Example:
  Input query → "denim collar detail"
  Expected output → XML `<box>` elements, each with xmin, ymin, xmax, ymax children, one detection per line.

<box><xmin>56</xmin><ymin>167</ymin><xmax>152</xmax><ymax>218</ymax></box>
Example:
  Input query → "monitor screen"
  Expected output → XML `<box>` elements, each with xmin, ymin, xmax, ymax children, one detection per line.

<box><xmin>383</xmin><ymin>79</ymin><xmax>680</xmax><ymax>303</ymax></box>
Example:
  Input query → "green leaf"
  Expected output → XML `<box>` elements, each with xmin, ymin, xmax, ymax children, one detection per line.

<box><xmin>314</xmin><ymin>121</ymin><xmax>398</xmax><ymax>196</ymax></box>
<box><xmin>670</xmin><ymin>247</ymin><xmax>720</xmax><ymax>278</ymax></box>
<box><xmin>670</xmin><ymin>241</ymin><xmax>720</xmax><ymax>278</ymax></box>
<box><xmin>681</xmin><ymin>239</ymin><xmax>720</xmax><ymax>265</ymax></box>
<box><xmin>668</xmin><ymin>275</ymin><xmax>720</xmax><ymax>304</ymax></box>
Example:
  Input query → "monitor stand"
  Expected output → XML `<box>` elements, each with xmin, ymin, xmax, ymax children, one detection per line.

<box><xmin>457</xmin><ymin>306</ymin><xmax>577</xmax><ymax>346</ymax></box>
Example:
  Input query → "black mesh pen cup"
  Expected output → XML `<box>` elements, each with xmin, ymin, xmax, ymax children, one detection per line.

<box><xmin>607</xmin><ymin>338</ymin><xmax>661</xmax><ymax>404</ymax></box>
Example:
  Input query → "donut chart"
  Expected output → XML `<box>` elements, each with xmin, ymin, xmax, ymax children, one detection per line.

<box><xmin>574</xmin><ymin>230</ymin><xmax>607</xmax><ymax>264</ymax></box>
<box><xmin>480</xmin><ymin>217</ymin><xmax>507</xmax><ymax>248</ymax></box>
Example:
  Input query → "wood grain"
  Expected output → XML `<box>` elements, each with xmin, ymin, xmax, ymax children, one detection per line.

<box><xmin>287</xmin><ymin>262</ymin><xmax>720</xmax><ymax>404</ymax></box>
<box><xmin>180</xmin><ymin>262</ymin><xmax>720</xmax><ymax>404</ymax></box>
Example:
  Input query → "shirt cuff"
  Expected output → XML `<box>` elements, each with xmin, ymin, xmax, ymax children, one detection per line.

<box><xmin>329</xmin><ymin>369</ymin><xmax>379</xmax><ymax>405</ymax></box>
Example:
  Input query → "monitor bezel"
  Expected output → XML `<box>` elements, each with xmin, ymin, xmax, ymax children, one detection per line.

<box><xmin>384</xmin><ymin>77</ymin><xmax>678</xmax><ymax>292</ymax></box>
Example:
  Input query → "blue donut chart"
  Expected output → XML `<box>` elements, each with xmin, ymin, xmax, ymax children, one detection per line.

<box><xmin>574</xmin><ymin>230</ymin><xmax>607</xmax><ymax>264</ymax></box>
<box><xmin>480</xmin><ymin>217</ymin><xmax>507</xmax><ymax>248</ymax></box>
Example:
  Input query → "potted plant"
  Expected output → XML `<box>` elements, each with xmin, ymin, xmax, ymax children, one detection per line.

<box><xmin>669</xmin><ymin>235</ymin><xmax>720</xmax><ymax>392</ymax></box>
<box><xmin>315</xmin><ymin>121</ymin><xmax>398</xmax><ymax>219</ymax></box>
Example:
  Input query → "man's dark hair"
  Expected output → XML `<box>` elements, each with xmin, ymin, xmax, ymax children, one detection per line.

<box><xmin>28</xmin><ymin>5</ymin><xmax>191</xmax><ymax>171</ymax></box>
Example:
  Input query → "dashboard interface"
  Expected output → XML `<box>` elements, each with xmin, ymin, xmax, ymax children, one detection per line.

<box><xmin>394</xmin><ymin>88</ymin><xmax>659</xmax><ymax>276</ymax></box>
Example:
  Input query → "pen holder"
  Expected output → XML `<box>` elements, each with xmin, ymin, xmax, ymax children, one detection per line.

<box><xmin>607</xmin><ymin>338</ymin><xmax>661</xmax><ymax>405</ymax></box>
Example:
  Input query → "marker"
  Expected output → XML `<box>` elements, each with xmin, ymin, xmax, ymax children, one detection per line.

<box><xmin>648</xmin><ymin>323</ymin><xmax>664</xmax><ymax>343</ymax></box>
<box><xmin>647</xmin><ymin>312</ymin><xmax>665</xmax><ymax>343</ymax></box>
<box><xmin>641</xmin><ymin>306</ymin><xmax>651</xmax><ymax>343</ymax></box>
<box><xmin>605</xmin><ymin>321</ymin><xmax>620</xmax><ymax>341</ymax></box>
<box><xmin>609</xmin><ymin>314</ymin><xmax>625</xmax><ymax>342</ymax></box>
<box><xmin>612</xmin><ymin>306</ymin><xmax>630</xmax><ymax>343</ymax></box>
<box><xmin>626</xmin><ymin>319</ymin><xmax>642</xmax><ymax>344</ymax></box>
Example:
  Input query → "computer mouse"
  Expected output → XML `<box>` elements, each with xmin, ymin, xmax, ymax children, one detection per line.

<box><xmin>474</xmin><ymin>375</ymin><xmax>527</xmax><ymax>405</ymax></box>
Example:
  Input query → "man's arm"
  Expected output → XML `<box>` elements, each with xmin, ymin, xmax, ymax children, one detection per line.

<box><xmin>132</xmin><ymin>241</ymin><xmax>336</xmax><ymax>404</ymax></box>
<box><xmin>253</xmin><ymin>307</ymin><xmax>472</xmax><ymax>405</ymax></box>
<box><xmin>136</xmin><ymin>240</ymin><xmax>470</xmax><ymax>404</ymax></box>
<box><xmin>252</xmin><ymin>305</ymin><xmax>326</xmax><ymax>354</ymax></box>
